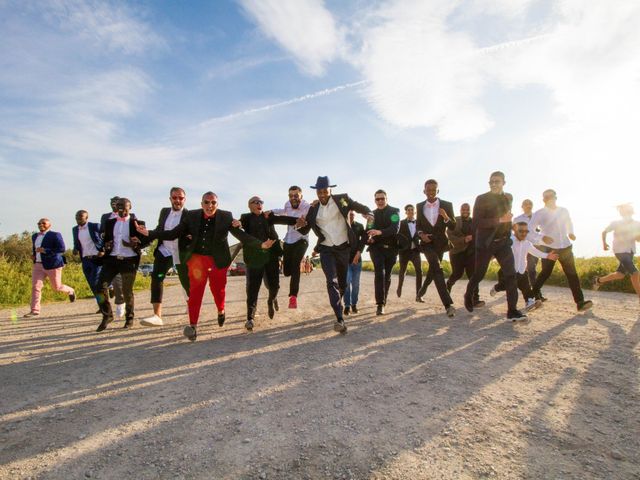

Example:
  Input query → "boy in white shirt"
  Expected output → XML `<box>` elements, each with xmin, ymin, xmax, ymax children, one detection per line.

<box><xmin>593</xmin><ymin>204</ymin><xmax>640</xmax><ymax>303</ymax></box>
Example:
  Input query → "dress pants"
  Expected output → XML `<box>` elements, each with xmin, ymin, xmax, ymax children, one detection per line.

<box><xmin>317</xmin><ymin>243</ymin><xmax>350</xmax><ymax>321</ymax></box>
<box><xmin>418</xmin><ymin>246</ymin><xmax>453</xmax><ymax>307</ymax></box>
<box><xmin>81</xmin><ymin>256</ymin><xmax>102</xmax><ymax>296</ymax></box>
<box><xmin>186</xmin><ymin>254</ymin><xmax>228</xmax><ymax>326</ymax></box>
<box><xmin>447</xmin><ymin>250</ymin><xmax>479</xmax><ymax>301</ymax></box>
<box><xmin>98</xmin><ymin>256</ymin><xmax>137</xmax><ymax>322</ymax></box>
<box><xmin>150</xmin><ymin>253</ymin><xmax>189</xmax><ymax>303</ymax></box>
<box><xmin>465</xmin><ymin>238</ymin><xmax>518</xmax><ymax>312</ymax></box>
<box><xmin>494</xmin><ymin>271</ymin><xmax>534</xmax><ymax>302</ymax></box>
<box><xmin>30</xmin><ymin>263</ymin><xmax>75</xmax><ymax>313</ymax></box>
<box><xmin>370</xmin><ymin>246</ymin><xmax>397</xmax><ymax>306</ymax></box>
<box><xmin>526</xmin><ymin>253</ymin><xmax>539</xmax><ymax>285</ymax></box>
<box><xmin>344</xmin><ymin>260</ymin><xmax>362</xmax><ymax>308</ymax></box>
<box><xmin>532</xmin><ymin>245</ymin><xmax>584</xmax><ymax>305</ymax></box>
<box><xmin>397</xmin><ymin>249</ymin><xmax>422</xmax><ymax>296</ymax></box>
<box><xmin>246</xmin><ymin>256</ymin><xmax>280</xmax><ymax>318</ymax></box>
<box><xmin>282</xmin><ymin>239</ymin><xmax>308</xmax><ymax>297</ymax></box>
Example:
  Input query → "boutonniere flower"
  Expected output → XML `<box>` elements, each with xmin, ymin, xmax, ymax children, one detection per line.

<box><xmin>340</xmin><ymin>198</ymin><xmax>348</xmax><ymax>208</ymax></box>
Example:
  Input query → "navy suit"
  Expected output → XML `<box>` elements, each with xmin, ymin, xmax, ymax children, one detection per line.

<box><xmin>32</xmin><ymin>231</ymin><xmax>67</xmax><ymax>270</ymax></box>
<box><xmin>72</xmin><ymin>222</ymin><xmax>103</xmax><ymax>296</ymax></box>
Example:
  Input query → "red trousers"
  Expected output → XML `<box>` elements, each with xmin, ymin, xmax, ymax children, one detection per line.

<box><xmin>187</xmin><ymin>254</ymin><xmax>228</xmax><ymax>325</ymax></box>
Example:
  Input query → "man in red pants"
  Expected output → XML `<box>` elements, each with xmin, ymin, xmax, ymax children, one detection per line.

<box><xmin>137</xmin><ymin>192</ymin><xmax>273</xmax><ymax>341</ymax></box>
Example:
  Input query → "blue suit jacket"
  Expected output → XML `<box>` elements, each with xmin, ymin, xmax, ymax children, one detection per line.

<box><xmin>72</xmin><ymin>222</ymin><xmax>103</xmax><ymax>257</ymax></box>
<box><xmin>32</xmin><ymin>231</ymin><xmax>67</xmax><ymax>270</ymax></box>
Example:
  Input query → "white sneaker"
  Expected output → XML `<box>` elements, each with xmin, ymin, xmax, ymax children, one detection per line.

<box><xmin>525</xmin><ymin>298</ymin><xmax>542</xmax><ymax>311</ymax></box>
<box><xmin>489</xmin><ymin>287</ymin><xmax>497</xmax><ymax>297</ymax></box>
<box><xmin>140</xmin><ymin>315</ymin><xmax>164</xmax><ymax>327</ymax></box>
<box><xmin>115</xmin><ymin>304</ymin><xmax>125</xmax><ymax>319</ymax></box>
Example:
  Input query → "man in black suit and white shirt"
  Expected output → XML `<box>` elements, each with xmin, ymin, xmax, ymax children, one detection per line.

<box><xmin>396</xmin><ymin>204</ymin><xmax>423</xmax><ymax>302</ymax></box>
<box><xmin>416</xmin><ymin>179</ymin><xmax>456</xmax><ymax>317</ymax></box>
<box><xmin>100</xmin><ymin>196</ymin><xmax>125</xmax><ymax>320</ymax></box>
<box><xmin>298</xmin><ymin>176</ymin><xmax>373</xmax><ymax>333</ymax></box>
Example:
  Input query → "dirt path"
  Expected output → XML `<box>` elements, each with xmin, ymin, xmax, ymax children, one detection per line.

<box><xmin>1</xmin><ymin>272</ymin><xmax>639</xmax><ymax>479</ymax></box>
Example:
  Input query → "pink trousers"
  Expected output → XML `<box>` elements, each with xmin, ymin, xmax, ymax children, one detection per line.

<box><xmin>30</xmin><ymin>263</ymin><xmax>74</xmax><ymax>313</ymax></box>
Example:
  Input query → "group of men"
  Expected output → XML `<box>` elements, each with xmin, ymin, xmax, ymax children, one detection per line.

<box><xmin>25</xmin><ymin>172</ymin><xmax>640</xmax><ymax>342</ymax></box>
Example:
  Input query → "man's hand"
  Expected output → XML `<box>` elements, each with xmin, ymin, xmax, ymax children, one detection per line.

<box><xmin>261</xmin><ymin>239</ymin><xmax>275</xmax><ymax>249</ymax></box>
<box><xmin>547</xmin><ymin>251</ymin><xmax>559</xmax><ymax>261</ymax></box>
<box><xmin>135</xmin><ymin>221</ymin><xmax>149</xmax><ymax>236</ymax></box>
<box><xmin>364</xmin><ymin>214</ymin><xmax>374</xmax><ymax>223</ymax></box>
<box><xmin>352</xmin><ymin>251</ymin><xmax>361</xmax><ymax>265</ymax></box>
<box><xmin>231</xmin><ymin>219</ymin><xmax>242</xmax><ymax>228</ymax></box>
<box><xmin>439</xmin><ymin>208</ymin><xmax>450</xmax><ymax>222</ymax></box>
<box><xmin>542</xmin><ymin>235</ymin><xmax>554</xmax><ymax>245</ymax></box>
<box><xmin>419</xmin><ymin>232</ymin><xmax>433</xmax><ymax>243</ymax></box>
<box><xmin>97</xmin><ymin>251</ymin><xmax>105</xmax><ymax>257</ymax></box>
<box><xmin>464</xmin><ymin>235</ymin><xmax>473</xmax><ymax>244</ymax></box>
<box><xmin>499</xmin><ymin>212</ymin><xmax>513</xmax><ymax>223</ymax></box>
<box><xmin>128</xmin><ymin>237</ymin><xmax>141</xmax><ymax>248</ymax></box>
<box><xmin>295</xmin><ymin>217</ymin><xmax>307</xmax><ymax>229</ymax></box>
<box><xmin>568</xmin><ymin>233</ymin><xmax>576</xmax><ymax>241</ymax></box>
<box><xmin>311</xmin><ymin>250</ymin><xmax>318</xmax><ymax>258</ymax></box>
<box><xmin>603</xmin><ymin>242</ymin><xmax>610</xmax><ymax>251</ymax></box>
<box><xmin>262</xmin><ymin>210</ymin><xmax>272</xmax><ymax>218</ymax></box>
<box><xmin>368</xmin><ymin>229</ymin><xmax>382</xmax><ymax>237</ymax></box>
<box><xmin>311</xmin><ymin>200</ymin><xmax>319</xmax><ymax>207</ymax></box>
<box><xmin>35</xmin><ymin>247</ymin><xmax>45</xmax><ymax>253</ymax></box>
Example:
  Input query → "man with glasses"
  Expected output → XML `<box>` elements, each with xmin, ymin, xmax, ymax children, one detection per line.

<box><xmin>140</xmin><ymin>187</ymin><xmax>190</xmax><ymax>327</ymax></box>
<box><xmin>24</xmin><ymin>218</ymin><xmax>75</xmax><ymax>317</ymax></box>
<box><xmin>529</xmin><ymin>189</ymin><xmax>593</xmax><ymax>311</ymax></box>
<box><xmin>464</xmin><ymin>171</ymin><xmax>528</xmax><ymax>322</ymax></box>
<box><xmin>136</xmin><ymin>192</ymin><xmax>273</xmax><ymax>341</ymax></box>
<box><xmin>367</xmin><ymin>190</ymin><xmax>400</xmax><ymax>315</ymax></box>
<box><xmin>270</xmin><ymin>186</ymin><xmax>311</xmax><ymax>309</ymax></box>
<box><xmin>416</xmin><ymin>179</ymin><xmax>456</xmax><ymax>317</ymax></box>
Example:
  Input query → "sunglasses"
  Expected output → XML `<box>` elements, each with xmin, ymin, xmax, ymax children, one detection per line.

<box><xmin>171</xmin><ymin>196</ymin><xmax>185</xmax><ymax>201</ymax></box>
<box><xmin>202</xmin><ymin>200</ymin><xmax>217</xmax><ymax>205</ymax></box>
<box><xmin>374</xmin><ymin>197</ymin><xmax>386</xmax><ymax>201</ymax></box>
<box><xmin>251</xmin><ymin>200</ymin><xmax>264</xmax><ymax>205</ymax></box>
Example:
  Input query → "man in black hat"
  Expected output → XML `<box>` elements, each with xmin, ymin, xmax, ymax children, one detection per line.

<box><xmin>298</xmin><ymin>176</ymin><xmax>373</xmax><ymax>333</ymax></box>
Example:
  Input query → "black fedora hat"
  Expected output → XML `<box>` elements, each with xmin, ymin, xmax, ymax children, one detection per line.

<box><xmin>310</xmin><ymin>176</ymin><xmax>337</xmax><ymax>189</ymax></box>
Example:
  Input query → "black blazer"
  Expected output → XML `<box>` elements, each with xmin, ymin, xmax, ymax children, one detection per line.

<box><xmin>349</xmin><ymin>221</ymin><xmax>367</xmax><ymax>261</ymax></box>
<box><xmin>366</xmin><ymin>205</ymin><xmax>400</xmax><ymax>251</ymax></box>
<box><xmin>298</xmin><ymin>194</ymin><xmax>372</xmax><ymax>250</ymax></box>
<box><xmin>415</xmin><ymin>199</ymin><xmax>456</xmax><ymax>253</ymax></box>
<box><xmin>151</xmin><ymin>209</ymin><xmax>261</xmax><ymax>268</ymax></box>
<box><xmin>152</xmin><ymin>207</ymin><xmax>189</xmax><ymax>259</ymax></box>
<box><xmin>239</xmin><ymin>212</ymin><xmax>297</xmax><ymax>259</ymax></box>
<box><xmin>397</xmin><ymin>219</ymin><xmax>420</xmax><ymax>252</ymax></box>
<box><xmin>102</xmin><ymin>214</ymin><xmax>148</xmax><ymax>263</ymax></box>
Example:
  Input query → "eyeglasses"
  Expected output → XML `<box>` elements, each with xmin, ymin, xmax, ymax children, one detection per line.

<box><xmin>489</xmin><ymin>180</ymin><xmax>503</xmax><ymax>185</ymax></box>
<box><xmin>251</xmin><ymin>200</ymin><xmax>264</xmax><ymax>205</ymax></box>
<box><xmin>171</xmin><ymin>196</ymin><xmax>185</xmax><ymax>201</ymax></box>
<box><xmin>374</xmin><ymin>197</ymin><xmax>386</xmax><ymax>201</ymax></box>
<box><xmin>202</xmin><ymin>200</ymin><xmax>217</xmax><ymax>205</ymax></box>
<box><xmin>37</xmin><ymin>222</ymin><xmax>47</xmax><ymax>225</ymax></box>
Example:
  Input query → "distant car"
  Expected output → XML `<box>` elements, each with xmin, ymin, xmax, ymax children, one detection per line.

<box><xmin>138</xmin><ymin>264</ymin><xmax>154</xmax><ymax>277</ymax></box>
<box><xmin>228</xmin><ymin>262</ymin><xmax>247</xmax><ymax>276</ymax></box>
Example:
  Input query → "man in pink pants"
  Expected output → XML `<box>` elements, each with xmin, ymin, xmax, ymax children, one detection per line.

<box><xmin>24</xmin><ymin>218</ymin><xmax>75</xmax><ymax>317</ymax></box>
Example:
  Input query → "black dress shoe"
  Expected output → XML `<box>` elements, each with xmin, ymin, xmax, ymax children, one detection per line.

<box><xmin>108</xmin><ymin>287</ymin><xmax>115</xmax><ymax>299</ymax></box>
<box><xmin>123</xmin><ymin>320</ymin><xmax>133</xmax><ymax>329</ymax></box>
<box><xmin>577</xmin><ymin>300</ymin><xmax>593</xmax><ymax>312</ymax></box>
<box><xmin>217</xmin><ymin>312</ymin><xmax>226</xmax><ymax>327</ymax></box>
<box><xmin>69</xmin><ymin>292</ymin><xmax>76</xmax><ymax>303</ymax></box>
<box><xmin>343</xmin><ymin>306</ymin><xmax>350</xmax><ymax>315</ymax></box>
<box><xmin>183</xmin><ymin>324</ymin><xmax>197</xmax><ymax>341</ymax></box>
<box><xmin>351</xmin><ymin>305</ymin><xmax>358</xmax><ymax>314</ymax></box>
<box><xmin>376</xmin><ymin>304</ymin><xmax>385</xmax><ymax>315</ymax></box>
<box><xmin>396</xmin><ymin>287</ymin><xmax>401</xmax><ymax>298</ymax></box>
<box><xmin>245</xmin><ymin>319</ymin><xmax>254</xmax><ymax>331</ymax></box>
<box><xmin>464</xmin><ymin>292</ymin><xmax>474</xmax><ymax>312</ymax></box>
<box><xmin>415</xmin><ymin>296</ymin><xmax>425</xmax><ymax>303</ymax></box>
<box><xmin>267</xmin><ymin>300</ymin><xmax>275</xmax><ymax>319</ymax></box>
<box><xmin>333</xmin><ymin>319</ymin><xmax>347</xmax><ymax>333</ymax></box>
<box><xmin>273</xmin><ymin>299</ymin><xmax>279</xmax><ymax>311</ymax></box>
<box><xmin>96</xmin><ymin>317</ymin><xmax>113</xmax><ymax>332</ymax></box>
<box><xmin>95</xmin><ymin>309</ymin><xmax>101</xmax><ymax>314</ymax></box>
<box><xmin>473</xmin><ymin>300</ymin><xmax>486</xmax><ymax>308</ymax></box>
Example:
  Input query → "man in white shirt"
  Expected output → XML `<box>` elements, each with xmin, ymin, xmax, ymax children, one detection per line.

<box><xmin>141</xmin><ymin>187</ymin><xmax>189</xmax><ymax>327</ymax></box>
<box><xmin>593</xmin><ymin>204</ymin><xmax>640</xmax><ymax>302</ymax></box>
<box><xmin>514</xmin><ymin>199</ymin><xmax>542</xmax><ymax>287</ymax></box>
<box><xmin>270</xmin><ymin>185</ymin><xmax>310</xmax><ymax>309</ymax></box>
<box><xmin>491</xmin><ymin>221</ymin><xmax>559</xmax><ymax>311</ymax></box>
<box><xmin>72</xmin><ymin>210</ymin><xmax>104</xmax><ymax>310</ymax></box>
<box><xmin>529</xmin><ymin>189</ymin><xmax>593</xmax><ymax>311</ymax></box>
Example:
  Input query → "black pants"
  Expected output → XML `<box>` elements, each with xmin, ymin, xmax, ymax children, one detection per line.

<box><xmin>447</xmin><ymin>250</ymin><xmax>479</xmax><ymax>301</ymax></box>
<box><xmin>317</xmin><ymin>243</ymin><xmax>350</xmax><ymax>321</ymax></box>
<box><xmin>370</xmin><ymin>246</ymin><xmax>398</xmax><ymax>305</ymax></box>
<box><xmin>526</xmin><ymin>253</ymin><xmax>539</xmax><ymax>285</ymax></box>
<box><xmin>246</xmin><ymin>257</ymin><xmax>280</xmax><ymax>317</ymax></box>
<box><xmin>282</xmin><ymin>239</ymin><xmax>308</xmax><ymax>297</ymax></box>
<box><xmin>466</xmin><ymin>238</ymin><xmax>518</xmax><ymax>312</ymax></box>
<box><xmin>98</xmin><ymin>256</ymin><xmax>137</xmax><ymax>322</ymax></box>
<box><xmin>150</xmin><ymin>254</ymin><xmax>189</xmax><ymax>303</ymax></box>
<box><xmin>397</xmin><ymin>249</ymin><xmax>422</xmax><ymax>296</ymax></box>
<box><xmin>532</xmin><ymin>245</ymin><xmax>584</xmax><ymax>305</ymax></box>
<box><xmin>418</xmin><ymin>247</ymin><xmax>453</xmax><ymax>308</ymax></box>
<box><xmin>495</xmin><ymin>271</ymin><xmax>533</xmax><ymax>302</ymax></box>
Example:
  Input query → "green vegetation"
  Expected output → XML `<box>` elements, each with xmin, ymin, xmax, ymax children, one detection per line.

<box><xmin>362</xmin><ymin>256</ymin><xmax>639</xmax><ymax>294</ymax></box>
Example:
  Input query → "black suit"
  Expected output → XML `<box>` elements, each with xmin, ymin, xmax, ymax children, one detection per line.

<box><xmin>415</xmin><ymin>199</ymin><xmax>455</xmax><ymax>308</ymax></box>
<box><xmin>446</xmin><ymin>215</ymin><xmax>479</xmax><ymax>302</ymax></box>
<box><xmin>99</xmin><ymin>211</ymin><xmax>124</xmax><ymax>305</ymax></box>
<box><xmin>97</xmin><ymin>215</ymin><xmax>148</xmax><ymax>325</ymax></box>
<box><xmin>367</xmin><ymin>205</ymin><xmax>400</xmax><ymax>306</ymax></box>
<box><xmin>397</xmin><ymin>219</ymin><xmax>423</xmax><ymax>297</ymax></box>
<box><xmin>149</xmin><ymin>207</ymin><xmax>189</xmax><ymax>304</ymax></box>
<box><xmin>298</xmin><ymin>194</ymin><xmax>372</xmax><ymax>321</ymax></box>
<box><xmin>240</xmin><ymin>212</ymin><xmax>297</xmax><ymax>320</ymax></box>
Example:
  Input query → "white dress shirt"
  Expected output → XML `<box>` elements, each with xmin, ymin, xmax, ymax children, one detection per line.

<box><xmin>407</xmin><ymin>220</ymin><xmax>417</xmax><ymax>248</ymax></box>
<box><xmin>605</xmin><ymin>219</ymin><xmax>640</xmax><ymax>254</ymax></box>
<box><xmin>78</xmin><ymin>225</ymin><xmax>99</xmax><ymax>257</ymax></box>
<box><xmin>423</xmin><ymin>199</ymin><xmax>440</xmax><ymax>226</ymax></box>
<box><xmin>511</xmin><ymin>235</ymin><xmax>549</xmax><ymax>274</ymax></box>
<box><xmin>530</xmin><ymin>206</ymin><xmax>574</xmax><ymax>249</ymax></box>
<box><xmin>34</xmin><ymin>231</ymin><xmax>47</xmax><ymax>263</ymax></box>
<box><xmin>317</xmin><ymin>197</ymin><xmax>348</xmax><ymax>247</ymax></box>
<box><xmin>272</xmin><ymin>200</ymin><xmax>310</xmax><ymax>244</ymax></box>
<box><xmin>158</xmin><ymin>208</ymin><xmax>184</xmax><ymax>263</ymax></box>
<box><xmin>513</xmin><ymin>213</ymin><xmax>541</xmax><ymax>244</ymax></box>
<box><xmin>111</xmin><ymin>217</ymin><xmax>137</xmax><ymax>257</ymax></box>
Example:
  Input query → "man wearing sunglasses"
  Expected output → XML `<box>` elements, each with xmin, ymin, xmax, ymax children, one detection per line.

<box><xmin>136</xmin><ymin>192</ymin><xmax>273</xmax><ymax>341</ymax></box>
<box><xmin>140</xmin><ymin>187</ymin><xmax>190</xmax><ymax>327</ymax></box>
<box><xmin>99</xmin><ymin>196</ymin><xmax>126</xmax><ymax>320</ymax></box>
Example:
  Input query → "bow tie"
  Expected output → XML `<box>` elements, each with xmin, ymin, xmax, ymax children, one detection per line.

<box><xmin>116</xmin><ymin>216</ymin><xmax>128</xmax><ymax>222</ymax></box>
<box><xmin>407</xmin><ymin>220</ymin><xmax>415</xmax><ymax>224</ymax></box>
<box><xmin>426</xmin><ymin>202</ymin><xmax>437</xmax><ymax>208</ymax></box>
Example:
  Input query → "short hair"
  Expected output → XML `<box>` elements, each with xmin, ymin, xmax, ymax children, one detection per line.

<box><xmin>515</xmin><ymin>221</ymin><xmax>528</xmax><ymax>227</ymax></box>
<box><xmin>202</xmin><ymin>191</ymin><xmax>217</xmax><ymax>201</ymax></box>
<box><xmin>170</xmin><ymin>187</ymin><xmax>185</xmax><ymax>196</ymax></box>
<box><xmin>425</xmin><ymin>179</ymin><xmax>438</xmax><ymax>187</ymax></box>
<box><xmin>404</xmin><ymin>204</ymin><xmax>414</xmax><ymax>211</ymax></box>
<box><xmin>375</xmin><ymin>189</ymin><xmax>387</xmax><ymax>196</ymax></box>
<box><xmin>461</xmin><ymin>203</ymin><xmax>470</xmax><ymax>209</ymax></box>
<box><xmin>117</xmin><ymin>197</ymin><xmax>131</xmax><ymax>206</ymax></box>
<box><xmin>522</xmin><ymin>199</ymin><xmax>533</xmax><ymax>206</ymax></box>
<box><xmin>289</xmin><ymin>185</ymin><xmax>302</xmax><ymax>192</ymax></box>
<box><xmin>617</xmin><ymin>203</ymin><xmax>634</xmax><ymax>216</ymax></box>
<box><xmin>110</xmin><ymin>196</ymin><xmax>120</xmax><ymax>203</ymax></box>
<box><xmin>75</xmin><ymin>209</ymin><xmax>88</xmax><ymax>216</ymax></box>
<box><xmin>543</xmin><ymin>189</ymin><xmax>556</xmax><ymax>197</ymax></box>
<box><xmin>489</xmin><ymin>171</ymin><xmax>505</xmax><ymax>180</ymax></box>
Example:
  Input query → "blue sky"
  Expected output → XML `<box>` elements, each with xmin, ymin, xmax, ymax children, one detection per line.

<box><xmin>1</xmin><ymin>0</ymin><xmax>638</xmax><ymax>257</ymax></box>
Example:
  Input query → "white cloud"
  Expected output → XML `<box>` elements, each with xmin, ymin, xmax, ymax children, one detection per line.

<box><xmin>237</xmin><ymin>0</ymin><xmax>342</xmax><ymax>76</ymax></box>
